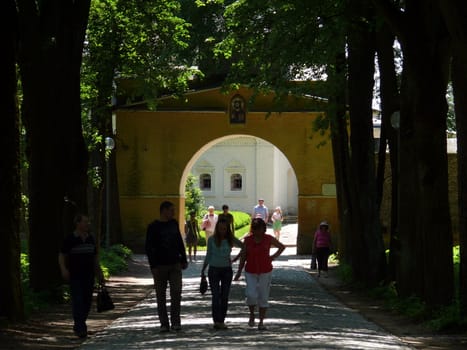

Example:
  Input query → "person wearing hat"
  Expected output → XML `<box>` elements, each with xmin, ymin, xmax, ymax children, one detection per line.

<box><xmin>202</xmin><ymin>205</ymin><xmax>218</xmax><ymax>241</ymax></box>
<box><xmin>312</xmin><ymin>221</ymin><xmax>332</xmax><ymax>277</ymax></box>
<box><xmin>251</xmin><ymin>198</ymin><xmax>269</xmax><ymax>223</ymax></box>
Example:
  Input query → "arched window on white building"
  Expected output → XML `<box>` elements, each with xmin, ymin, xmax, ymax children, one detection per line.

<box><xmin>195</xmin><ymin>159</ymin><xmax>215</xmax><ymax>193</ymax></box>
<box><xmin>224</xmin><ymin>159</ymin><xmax>246</xmax><ymax>197</ymax></box>
<box><xmin>230</xmin><ymin>174</ymin><xmax>242</xmax><ymax>191</ymax></box>
<box><xmin>200</xmin><ymin>173</ymin><xmax>211</xmax><ymax>190</ymax></box>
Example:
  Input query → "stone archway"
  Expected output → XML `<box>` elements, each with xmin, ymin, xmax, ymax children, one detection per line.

<box><xmin>114</xmin><ymin>87</ymin><xmax>338</xmax><ymax>253</ymax></box>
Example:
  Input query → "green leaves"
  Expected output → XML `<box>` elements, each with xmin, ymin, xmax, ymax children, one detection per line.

<box><xmin>185</xmin><ymin>173</ymin><xmax>205</xmax><ymax>217</ymax></box>
<box><xmin>82</xmin><ymin>0</ymin><xmax>196</xmax><ymax>111</ymax></box>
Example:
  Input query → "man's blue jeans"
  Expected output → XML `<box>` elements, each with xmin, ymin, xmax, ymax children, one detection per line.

<box><xmin>152</xmin><ymin>264</ymin><xmax>183</xmax><ymax>328</ymax></box>
<box><xmin>208</xmin><ymin>266</ymin><xmax>233</xmax><ymax>323</ymax></box>
<box><xmin>70</xmin><ymin>277</ymin><xmax>94</xmax><ymax>334</ymax></box>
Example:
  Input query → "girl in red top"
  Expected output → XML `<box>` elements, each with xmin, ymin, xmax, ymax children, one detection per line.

<box><xmin>234</xmin><ymin>218</ymin><xmax>285</xmax><ymax>330</ymax></box>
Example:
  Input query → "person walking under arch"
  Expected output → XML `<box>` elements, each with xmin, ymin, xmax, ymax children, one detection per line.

<box><xmin>218</xmin><ymin>204</ymin><xmax>235</xmax><ymax>234</ymax></box>
<box><xmin>234</xmin><ymin>218</ymin><xmax>285</xmax><ymax>330</ymax></box>
<box><xmin>271</xmin><ymin>206</ymin><xmax>283</xmax><ymax>240</ymax></box>
<box><xmin>202</xmin><ymin>205</ymin><xmax>218</xmax><ymax>241</ymax></box>
<box><xmin>145</xmin><ymin>201</ymin><xmax>188</xmax><ymax>332</ymax></box>
<box><xmin>185</xmin><ymin>211</ymin><xmax>200</xmax><ymax>262</ymax></box>
<box><xmin>252</xmin><ymin>198</ymin><xmax>269</xmax><ymax>223</ymax></box>
<box><xmin>201</xmin><ymin>219</ymin><xmax>244</xmax><ymax>329</ymax></box>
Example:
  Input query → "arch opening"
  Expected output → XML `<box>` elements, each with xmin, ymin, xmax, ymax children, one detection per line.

<box><xmin>180</xmin><ymin>135</ymin><xmax>299</xmax><ymax>219</ymax></box>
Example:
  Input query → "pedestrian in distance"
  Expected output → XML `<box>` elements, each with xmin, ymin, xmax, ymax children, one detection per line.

<box><xmin>185</xmin><ymin>211</ymin><xmax>200</xmax><ymax>262</ymax></box>
<box><xmin>312</xmin><ymin>221</ymin><xmax>332</xmax><ymax>278</ymax></box>
<box><xmin>218</xmin><ymin>204</ymin><xmax>235</xmax><ymax>234</ymax></box>
<box><xmin>202</xmin><ymin>205</ymin><xmax>218</xmax><ymax>242</ymax></box>
<box><xmin>58</xmin><ymin>214</ymin><xmax>104</xmax><ymax>339</ymax></box>
<box><xmin>201</xmin><ymin>219</ymin><xmax>244</xmax><ymax>330</ymax></box>
<box><xmin>234</xmin><ymin>218</ymin><xmax>285</xmax><ymax>330</ymax></box>
<box><xmin>251</xmin><ymin>198</ymin><xmax>269</xmax><ymax>223</ymax></box>
<box><xmin>271</xmin><ymin>206</ymin><xmax>283</xmax><ymax>240</ymax></box>
<box><xmin>145</xmin><ymin>201</ymin><xmax>188</xmax><ymax>332</ymax></box>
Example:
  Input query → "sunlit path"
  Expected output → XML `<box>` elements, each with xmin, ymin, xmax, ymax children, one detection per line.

<box><xmin>80</xmin><ymin>242</ymin><xmax>413</xmax><ymax>349</ymax></box>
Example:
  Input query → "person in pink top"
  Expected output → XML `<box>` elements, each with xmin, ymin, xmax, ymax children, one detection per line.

<box><xmin>234</xmin><ymin>218</ymin><xmax>285</xmax><ymax>330</ymax></box>
<box><xmin>312</xmin><ymin>221</ymin><xmax>332</xmax><ymax>277</ymax></box>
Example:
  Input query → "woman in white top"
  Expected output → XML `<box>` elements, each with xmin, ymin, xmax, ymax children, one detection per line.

<box><xmin>202</xmin><ymin>205</ymin><xmax>218</xmax><ymax>241</ymax></box>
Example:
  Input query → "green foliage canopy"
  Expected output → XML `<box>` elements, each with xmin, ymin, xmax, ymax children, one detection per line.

<box><xmin>216</xmin><ymin>1</ymin><xmax>345</xmax><ymax>95</ymax></box>
<box><xmin>81</xmin><ymin>0</ymin><xmax>200</xmax><ymax>128</ymax></box>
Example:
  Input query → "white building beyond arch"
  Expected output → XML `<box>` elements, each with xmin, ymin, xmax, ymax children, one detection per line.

<box><xmin>191</xmin><ymin>136</ymin><xmax>298</xmax><ymax>216</ymax></box>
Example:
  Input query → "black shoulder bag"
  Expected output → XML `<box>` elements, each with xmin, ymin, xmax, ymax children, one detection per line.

<box><xmin>96</xmin><ymin>283</ymin><xmax>115</xmax><ymax>312</ymax></box>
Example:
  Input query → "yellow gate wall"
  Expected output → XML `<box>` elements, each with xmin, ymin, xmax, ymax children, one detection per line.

<box><xmin>114</xmin><ymin>88</ymin><xmax>338</xmax><ymax>253</ymax></box>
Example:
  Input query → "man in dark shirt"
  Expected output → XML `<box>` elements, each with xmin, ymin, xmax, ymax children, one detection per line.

<box><xmin>145</xmin><ymin>201</ymin><xmax>188</xmax><ymax>332</ymax></box>
<box><xmin>58</xmin><ymin>214</ymin><xmax>103</xmax><ymax>338</ymax></box>
<box><xmin>218</xmin><ymin>204</ymin><xmax>235</xmax><ymax>234</ymax></box>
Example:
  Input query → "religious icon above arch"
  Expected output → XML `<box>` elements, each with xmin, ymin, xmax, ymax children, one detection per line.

<box><xmin>229</xmin><ymin>94</ymin><xmax>246</xmax><ymax>124</ymax></box>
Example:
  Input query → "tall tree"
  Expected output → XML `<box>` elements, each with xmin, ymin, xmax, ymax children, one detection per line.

<box><xmin>17</xmin><ymin>0</ymin><xmax>91</xmax><ymax>292</ymax></box>
<box><xmin>373</xmin><ymin>0</ymin><xmax>454</xmax><ymax>307</ymax></box>
<box><xmin>218</xmin><ymin>0</ymin><xmax>387</xmax><ymax>284</ymax></box>
<box><xmin>375</xmin><ymin>23</ymin><xmax>400</xmax><ymax>283</ymax></box>
<box><xmin>346</xmin><ymin>0</ymin><xmax>386</xmax><ymax>283</ymax></box>
<box><xmin>326</xmin><ymin>47</ymin><xmax>351</xmax><ymax>266</ymax></box>
<box><xmin>82</xmin><ymin>0</ymin><xmax>194</xmax><ymax>246</ymax></box>
<box><xmin>438</xmin><ymin>0</ymin><xmax>467</xmax><ymax>317</ymax></box>
<box><xmin>0</xmin><ymin>0</ymin><xmax>24</xmax><ymax>321</ymax></box>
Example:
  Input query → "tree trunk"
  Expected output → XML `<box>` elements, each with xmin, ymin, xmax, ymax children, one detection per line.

<box><xmin>439</xmin><ymin>0</ymin><xmax>467</xmax><ymax>318</ymax></box>
<box><xmin>93</xmin><ymin>79</ymin><xmax>121</xmax><ymax>247</ymax></box>
<box><xmin>326</xmin><ymin>46</ymin><xmax>352</xmax><ymax>264</ymax></box>
<box><xmin>452</xmin><ymin>51</ymin><xmax>467</xmax><ymax>319</ymax></box>
<box><xmin>347</xmin><ymin>1</ymin><xmax>386</xmax><ymax>284</ymax></box>
<box><xmin>0</xmin><ymin>0</ymin><xmax>24</xmax><ymax>321</ymax></box>
<box><xmin>375</xmin><ymin>25</ymin><xmax>400</xmax><ymax>283</ymax></box>
<box><xmin>373</xmin><ymin>0</ymin><xmax>454</xmax><ymax>309</ymax></box>
<box><xmin>109</xmin><ymin>152</ymin><xmax>123</xmax><ymax>244</ymax></box>
<box><xmin>397</xmin><ymin>2</ymin><xmax>454</xmax><ymax>307</ymax></box>
<box><xmin>85</xmin><ymin>8</ymin><xmax>123</xmax><ymax>247</ymax></box>
<box><xmin>17</xmin><ymin>0</ymin><xmax>91</xmax><ymax>292</ymax></box>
